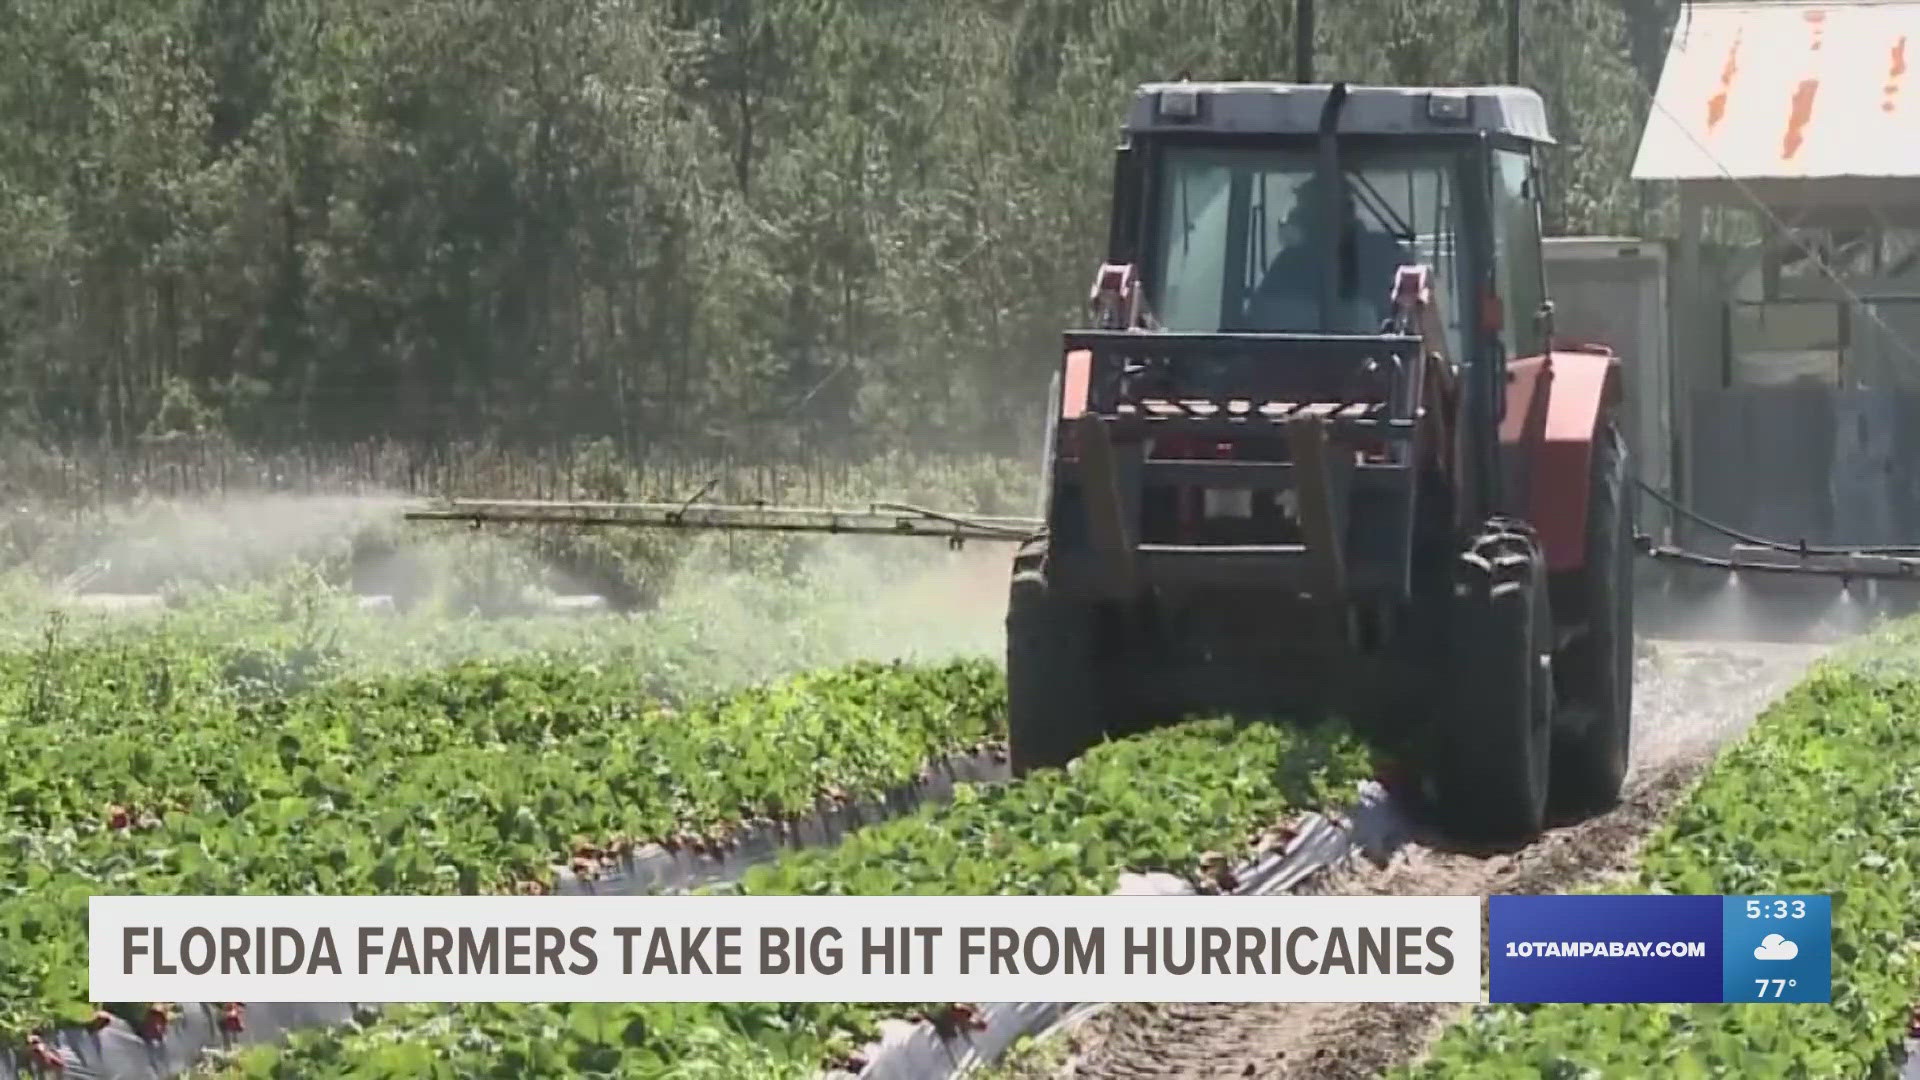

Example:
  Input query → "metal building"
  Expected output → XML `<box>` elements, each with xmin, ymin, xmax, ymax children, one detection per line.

<box><xmin>1629</xmin><ymin>0</ymin><xmax>1920</xmax><ymax>551</ymax></box>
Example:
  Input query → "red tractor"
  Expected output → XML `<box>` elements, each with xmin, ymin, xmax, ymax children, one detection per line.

<box><xmin>1007</xmin><ymin>81</ymin><xmax>1633</xmax><ymax>841</ymax></box>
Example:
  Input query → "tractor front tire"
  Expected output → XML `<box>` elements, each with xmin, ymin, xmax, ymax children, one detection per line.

<box><xmin>1550</xmin><ymin>413</ymin><xmax>1635</xmax><ymax>812</ymax></box>
<box><xmin>1434</xmin><ymin>519</ymin><xmax>1554</xmax><ymax>842</ymax></box>
<box><xmin>1005</xmin><ymin>539</ymin><xmax>1107</xmax><ymax>776</ymax></box>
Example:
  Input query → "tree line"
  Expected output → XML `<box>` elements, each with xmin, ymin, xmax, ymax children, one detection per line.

<box><xmin>0</xmin><ymin>0</ymin><xmax>1677</xmax><ymax>461</ymax></box>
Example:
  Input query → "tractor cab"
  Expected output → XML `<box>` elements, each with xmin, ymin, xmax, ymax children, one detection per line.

<box><xmin>1064</xmin><ymin>82</ymin><xmax>1566</xmax><ymax>557</ymax></box>
<box><xmin>1095</xmin><ymin>82</ymin><xmax>1557</xmax><ymax>374</ymax></box>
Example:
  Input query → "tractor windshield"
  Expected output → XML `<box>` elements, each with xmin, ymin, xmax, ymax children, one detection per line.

<box><xmin>1148</xmin><ymin>144</ymin><xmax>1471</xmax><ymax>356</ymax></box>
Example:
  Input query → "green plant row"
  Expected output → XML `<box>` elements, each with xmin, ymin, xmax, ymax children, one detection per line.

<box><xmin>1396</xmin><ymin>652</ymin><xmax>1920</xmax><ymax>1078</ymax></box>
<box><xmin>2</xmin><ymin>640</ymin><xmax>1004</xmax><ymax>850</ymax></box>
<box><xmin>0</xmin><ymin>654</ymin><xmax>1004</xmax><ymax>1033</ymax></box>
<box><xmin>221</xmin><ymin>717</ymin><xmax>1372</xmax><ymax>1078</ymax></box>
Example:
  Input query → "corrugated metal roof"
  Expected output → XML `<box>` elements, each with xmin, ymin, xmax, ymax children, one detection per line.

<box><xmin>1632</xmin><ymin>0</ymin><xmax>1920</xmax><ymax>181</ymax></box>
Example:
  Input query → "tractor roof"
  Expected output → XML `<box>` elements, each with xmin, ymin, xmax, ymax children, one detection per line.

<box><xmin>1125</xmin><ymin>83</ymin><xmax>1555</xmax><ymax>145</ymax></box>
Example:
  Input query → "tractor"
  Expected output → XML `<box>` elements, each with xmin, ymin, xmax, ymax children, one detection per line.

<box><xmin>403</xmin><ymin>79</ymin><xmax>1637</xmax><ymax>845</ymax></box>
<box><xmin>1007</xmin><ymin>80</ymin><xmax>1634</xmax><ymax>842</ymax></box>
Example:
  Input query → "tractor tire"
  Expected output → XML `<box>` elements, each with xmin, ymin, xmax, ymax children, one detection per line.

<box><xmin>1005</xmin><ymin>538</ymin><xmax>1107</xmax><ymax>776</ymax></box>
<box><xmin>1550</xmin><ymin>413</ymin><xmax>1635</xmax><ymax>812</ymax></box>
<box><xmin>1433</xmin><ymin>519</ymin><xmax>1554</xmax><ymax>842</ymax></box>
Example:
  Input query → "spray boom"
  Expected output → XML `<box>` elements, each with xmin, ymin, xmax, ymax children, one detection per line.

<box><xmin>403</xmin><ymin>498</ymin><xmax>1042</xmax><ymax>546</ymax></box>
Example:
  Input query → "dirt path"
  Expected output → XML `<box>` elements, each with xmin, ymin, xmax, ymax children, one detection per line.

<box><xmin>1032</xmin><ymin>636</ymin><xmax>1830</xmax><ymax>1080</ymax></box>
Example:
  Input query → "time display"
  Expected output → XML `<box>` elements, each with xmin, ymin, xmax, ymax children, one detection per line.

<box><xmin>1745</xmin><ymin>899</ymin><xmax>1807</xmax><ymax>920</ymax></box>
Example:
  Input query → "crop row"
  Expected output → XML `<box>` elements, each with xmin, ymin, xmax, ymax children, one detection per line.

<box><xmin>1396</xmin><ymin>644</ymin><xmax>1920</xmax><ymax>1076</ymax></box>
<box><xmin>0</xmin><ymin>647</ymin><xmax>1004</xmax><ymax>1033</ymax></box>
<box><xmin>222</xmin><ymin>717</ymin><xmax>1372</xmax><ymax>1078</ymax></box>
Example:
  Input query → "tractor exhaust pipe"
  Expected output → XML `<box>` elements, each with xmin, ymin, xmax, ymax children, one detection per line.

<box><xmin>1507</xmin><ymin>0</ymin><xmax>1521</xmax><ymax>84</ymax></box>
<box><xmin>1295</xmin><ymin>0</ymin><xmax>1314</xmax><ymax>82</ymax></box>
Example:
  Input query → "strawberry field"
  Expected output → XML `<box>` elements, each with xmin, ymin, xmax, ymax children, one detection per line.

<box><xmin>216</xmin><ymin>717</ymin><xmax>1368</xmax><ymax>1077</ymax></box>
<box><xmin>9</xmin><ymin>472</ymin><xmax>1908</xmax><ymax>1078</ymax></box>
<box><xmin>1397</xmin><ymin>630</ymin><xmax>1920</xmax><ymax>1078</ymax></box>
<box><xmin>0</xmin><ymin>626</ymin><xmax>1001</xmax><ymax>1030</ymax></box>
<box><xmin>0</xmin><ymin>508</ymin><xmax>1372</xmax><ymax>1079</ymax></box>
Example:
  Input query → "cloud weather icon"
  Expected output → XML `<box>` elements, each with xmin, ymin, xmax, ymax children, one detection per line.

<box><xmin>1754</xmin><ymin>934</ymin><xmax>1799</xmax><ymax>961</ymax></box>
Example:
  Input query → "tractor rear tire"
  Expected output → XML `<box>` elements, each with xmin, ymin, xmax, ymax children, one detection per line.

<box><xmin>1550</xmin><ymin>414</ymin><xmax>1635</xmax><ymax>812</ymax></box>
<box><xmin>1005</xmin><ymin>539</ymin><xmax>1107</xmax><ymax>776</ymax></box>
<box><xmin>1434</xmin><ymin>519</ymin><xmax>1554</xmax><ymax>842</ymax></box>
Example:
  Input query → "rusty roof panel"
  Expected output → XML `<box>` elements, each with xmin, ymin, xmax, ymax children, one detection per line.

<box><xmin>1632</xmin><ymin>0</ymin><xmax>1920</xmax><ymax>180</ymax></box>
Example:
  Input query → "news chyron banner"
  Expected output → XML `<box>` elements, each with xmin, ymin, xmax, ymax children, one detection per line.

<box><xmin>1489</xmin><ymin>895</ymin><xmax>1832</xmax><ymax>1003</ymax></box>
<box><xmin>92</xmin><ymin>895</ymin><xmax>1481</xmax><ymax>1003</ymax></box>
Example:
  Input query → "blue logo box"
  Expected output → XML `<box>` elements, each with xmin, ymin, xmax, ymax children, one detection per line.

<box><xmin>1488</xmin><ymin>895</ymin><xmax>1830</xmax><ymax>1004</ymax></box>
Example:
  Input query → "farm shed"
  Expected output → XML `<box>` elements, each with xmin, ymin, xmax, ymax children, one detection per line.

<box><xmin>1631</xmin><ymin>0</ymin><xmax>1920</xmax><ymax>551</ymax></box>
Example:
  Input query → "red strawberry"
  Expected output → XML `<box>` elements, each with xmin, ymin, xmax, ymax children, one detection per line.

<box><xmin>219</xmin><ymin>1003</ymin><xmax>245</xmax><ymax>1035</ymax></box>
<box><xmin>107</xmin><ymin>806</ymin><xmax>130</xmax><ymax>830</ymax></box>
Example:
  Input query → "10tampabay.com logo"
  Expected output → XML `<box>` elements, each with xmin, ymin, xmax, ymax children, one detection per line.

<box><xmin>1489</xmin><ymin>894</ymin><xmax>1831</xmax><ymax>1003</ymax></box>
